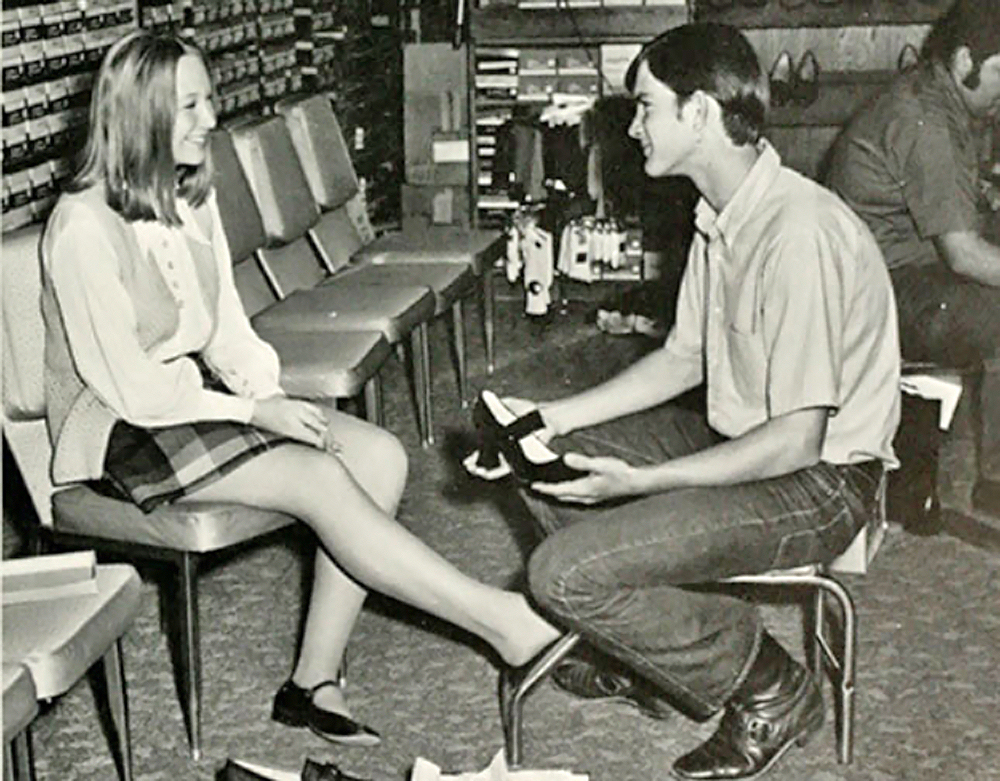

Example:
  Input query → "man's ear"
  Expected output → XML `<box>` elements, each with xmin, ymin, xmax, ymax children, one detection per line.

<box><xmin>685</xmin><ymin>90</ymin><xmax>710</xmax><ymax>131</ymax></box>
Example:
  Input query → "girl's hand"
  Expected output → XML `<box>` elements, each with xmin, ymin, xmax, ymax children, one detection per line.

<box><xmin>530</xmin><ymin>453</ymin><xmax>639</xmax><ymax>504</ymax></box>
<box><xmin>251</xmin><ymin>397</ymin><xmax>328</xmax><ymax>448</ymax></box>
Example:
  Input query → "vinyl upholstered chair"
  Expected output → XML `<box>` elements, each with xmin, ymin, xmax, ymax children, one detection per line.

<box><xmin>254</xmin><ymin>107</ymin><xmax>478</xmax><ymax>435</ymax></box>
<box><xmin>276</xmin><ymin>93</ymin><xmax>505</xmax><ymax>375</ymax></box>
<box><xmin>501</xmin><ymin>472</ymin><xmax>890</xmax><ymax>769</ymax></box>
<box><xmin>1</xmin><ymin>225</ymin><xmax>298</xmax><ymax>761</ymax></box>
<box><xmin>209</xmin><ymin>129</ymin><xmax>392</xmax><ymax>423</ymax></box>
<box><xmin>3</xmin><ymin>664</ymin><xmax>38</xmax><ymax>781</ymax></box>
<box><xmin>2</xmin><ymin>562</ymin><xmax>143</xmax><ymax>780</ymax></box>
<box><xmin>220</xmin><ymin>117</ymin><xmax>440</xmax><ymax>444</ymax></box>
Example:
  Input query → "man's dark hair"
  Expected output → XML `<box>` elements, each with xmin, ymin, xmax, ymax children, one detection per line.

<box><xmin>921</xmin><ymin>0</ymin><xmax>1000</xmax><ymax>89</ymax></box>
<box><xmin>624</xmin><ymin>23</ymin><xmax>768</xmax><ymax>147</ymax></box>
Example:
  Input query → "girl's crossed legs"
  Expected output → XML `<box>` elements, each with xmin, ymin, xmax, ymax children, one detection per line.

<box><xmin>181</xmin><ymin>407</ymin><xmax>560</xmax><ymax>722</ymax></box>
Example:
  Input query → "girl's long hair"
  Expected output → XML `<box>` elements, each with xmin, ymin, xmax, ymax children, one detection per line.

<box><xmin>69</xmin><ymin>30</ymin><xmax>212</xmax><ymax>224</ymax></box>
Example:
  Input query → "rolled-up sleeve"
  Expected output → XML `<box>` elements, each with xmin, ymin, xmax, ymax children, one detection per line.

<box><xmin>46</xmin><ymin>202</ymin><xmax>256</xmax><ymax>427</ymax></box>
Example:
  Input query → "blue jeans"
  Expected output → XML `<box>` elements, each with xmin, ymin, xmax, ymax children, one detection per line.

<box><xmin>892</xmin><ymin>265</ymin><xmax>1000</xmax><ymax>483</ymax></box>
<box><xmin>520</xmin><ymin>403</ymin><xmax>882</xmax><ymax>720</ymax></box>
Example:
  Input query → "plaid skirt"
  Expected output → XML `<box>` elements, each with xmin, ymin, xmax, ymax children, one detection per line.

<box><xmin>93</xmin><ymin>419</ymin><xmax>296</xmax><ymax>513</ymax></box>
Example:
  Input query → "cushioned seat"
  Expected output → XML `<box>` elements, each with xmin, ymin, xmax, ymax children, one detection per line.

<box><xmin>257</xmin><ymin>329</ymin><xmax>392</xmax><ymax>402</ymax></box>
<box><xmin>357</xmin><ymin>227</ymin><xmax>503</xmax><ymax>276</ymax></box>
<box><xmin>52</xmin><ymin>489</ymin><xmax>295</xmax><ymax>553</ymax></box>
<box><xmin>3</xmin><ymin>563</ymin><xmax>142</xmax><ymax>779</ymax></box>
<box><xmin>251</xmin><ymin>283</ymin><xmax>435</xmax><ymax>344</ymax></box>
<box><xmin>2</xmin><ymin>565</ymin><xmax>141</xmax><ymax>698</ymax></box>
<box><xmin>330</xmin><ymin>261</ymin><xmax>475</xmax><ymax>316</ymax></box>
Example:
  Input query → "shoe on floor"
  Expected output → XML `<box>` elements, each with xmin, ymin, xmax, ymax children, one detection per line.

<box><xmin>552</xmin><ymin>655</ymin><xmax>673</xmax><ymax>720</ymax></box>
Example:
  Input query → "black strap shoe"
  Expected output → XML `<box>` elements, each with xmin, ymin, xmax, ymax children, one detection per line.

<box><xmin>272</xmin><ymin>680</ymin><xmax>381</xmax><ymax>747</ymax></box>
<box><xmin>553</xmin><ymin>656</ymin><xmax>673</xmax><ymax>721</ymax></box>
<box><xmin>672</xmin><ymin>635</ymin><xmax>824</xmax><ymax>780</ymax></box>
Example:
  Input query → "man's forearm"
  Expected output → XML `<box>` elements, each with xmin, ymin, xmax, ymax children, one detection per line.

<box><xmin>630</xmin><ymin>406</ymin><xmax>829</xmax><ymax>494</ymax></box>
<box><xmin>937</xmin><ymin>230</ymin><xmax>1000</xmax><ymax>287</ymax></box>
<box><xmin>542</xmin><ymin>346</ymin><xmax>701</xmax><ymax>436</ymax></box>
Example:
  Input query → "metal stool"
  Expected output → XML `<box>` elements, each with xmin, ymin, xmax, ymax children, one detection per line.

<box><xmin>500</xmin><ymin>474</ymin><xmax>888</xmax><ymax>768</ymax></box>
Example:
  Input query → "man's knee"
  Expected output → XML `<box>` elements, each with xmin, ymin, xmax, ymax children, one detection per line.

<box><xmin>527</xmin><ymin>531</ymin><xmax>616</xmax><ymax>622</ymax></box>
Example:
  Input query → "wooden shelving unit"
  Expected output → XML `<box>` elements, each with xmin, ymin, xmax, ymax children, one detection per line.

<box><xmin>471</xmin><ymin>5</ymin><xmax>687</xmax><ymax>44</ymax></box>
<box><xmin>768</xmin><ymin>69</ymin><xmax>893</xmax><ymax>127</ymax></box>
<box><xmin>694</xmin><ymin>0</ymin><xmax>948</xmax><ymax>29</ymax></box>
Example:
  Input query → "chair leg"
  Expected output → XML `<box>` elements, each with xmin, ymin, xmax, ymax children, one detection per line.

<box><xmin>102</xmin><ymin>640</ymin><xmax>134</xmax><ymax>781</ymax></box>
<box><xmin>814</xmin><ymin>576</ymin><xmax>856</xmax><ymax>764</ymax></box>
<box><xmin>363</xmin><ymin>375</ymin><xmax>384</xmax><ymax>426</ymax></box>
<box><xmin>450</xmin><ymin>300</ymin><xmax>468</xmax><ymax>408</ymax></box>
<box><xmin>177</xmin><ymin>552</ymin><xmax>203</xmax><ymax>761</ymax></box>
<box><xmin>5</xmin><ymin>729</ymin><xmax>34</xmax><ymax>781</ymax></box>
<box><xmin>482</xmin><ymin>267</ymin><xmax>495</xmax><ymax>375</ymax></box>
<box><xmin>810</xmin><ymin>586</ymin><xmax>825</xmax><ymax>679</ymax></box>
<box><xmin>501</xmin><ymin>632</ymin><xmax>581</xmax><ymax>769</ymax></box>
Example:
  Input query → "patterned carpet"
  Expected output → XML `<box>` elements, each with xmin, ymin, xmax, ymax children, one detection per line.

<box><xmin>6</xmin><ymin>291</ymin><xmax>1000</xmax><ymax>781</ymax></box>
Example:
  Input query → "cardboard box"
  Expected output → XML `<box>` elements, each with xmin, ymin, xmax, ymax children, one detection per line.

<box><xmin>402</xmin><ymin>184</ymin><xmax>471</xmax><ymax>231</ymax></box>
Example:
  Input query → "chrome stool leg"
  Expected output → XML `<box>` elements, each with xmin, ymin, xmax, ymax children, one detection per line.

<box><xmin>500</xmin><ymin>633</ymin><xmax>581</xmax><ymax>768</ymax></box>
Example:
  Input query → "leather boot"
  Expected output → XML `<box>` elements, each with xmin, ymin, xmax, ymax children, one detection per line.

<box><xmin>672</xmin><ymin>634</ymin><xmax>824</xmax><ymax>780</ymax></box>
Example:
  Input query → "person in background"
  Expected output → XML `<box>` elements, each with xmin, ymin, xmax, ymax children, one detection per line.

<box><xmin>826</xmin><ymin>0</ymin><xmax>1000</xmax><ymax>517</ymax></box>
<box><xmin>42</xmin><ymin>29</ymin><xmax>560</xmax><ymax>748</ymax></box>
<box><xmin>468</xmin><ymin>23</ymin><xmax>899</xmax><ymax>780</ymax></box>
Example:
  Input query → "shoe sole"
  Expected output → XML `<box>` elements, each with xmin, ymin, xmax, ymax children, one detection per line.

<box><xmin>274</xmin><ymin>706</ymin><xmax>381</xmax><ymax>748</ymax></box>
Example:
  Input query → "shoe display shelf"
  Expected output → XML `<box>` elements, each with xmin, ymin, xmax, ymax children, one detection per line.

<box><xmin>693</xmin><ymin>0</ymin><xmax>951</xmax><ymax>28</ymax></box>
<box><xmin>2</xmin><ymin>0</ymin><xmax>137</xmax><ymax>232</ymax></box>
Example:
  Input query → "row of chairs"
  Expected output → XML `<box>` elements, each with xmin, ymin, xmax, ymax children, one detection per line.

<box><xmin>217</xmin><ymin>92</ymin><xmax>504</xmax><ymax>446</ymax></box>
<box><xmin>1</xmin><ymin>91</ymin><xmax>503</xmax><ymax>772</ymax></box>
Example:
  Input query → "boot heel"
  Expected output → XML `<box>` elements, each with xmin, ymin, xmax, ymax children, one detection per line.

<box><xmin>477</xmin><ymin>436</ymin><xmax>502</xmax><ymax>470</ymax></box>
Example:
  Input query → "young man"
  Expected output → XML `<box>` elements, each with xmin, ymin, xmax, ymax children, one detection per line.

<box><xmin>469</xmin><ymin>23</ymin><xmax>900</xmax><ymax>780</ymax></box>
<box><xmin>826</xmin><ymin>0</ymin><xmax>1000</xmax><ymax>516</ymax></box>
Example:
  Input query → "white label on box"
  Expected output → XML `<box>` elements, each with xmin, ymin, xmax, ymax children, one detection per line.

<box><xmin>432</xmin><ymin>139</ymin><xmax>470</xmax><ymax>163</ymax></box>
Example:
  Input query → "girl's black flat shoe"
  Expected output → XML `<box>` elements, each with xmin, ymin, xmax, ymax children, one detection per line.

<box><xmin>472</xmin><ymin>390</ymin><xmax>587</xmax><ymax>485</ymax></box>
<box><xmin>272</xmin><ymin>680</ymin><xmax>381</xmax><ymax>747</ymax></box>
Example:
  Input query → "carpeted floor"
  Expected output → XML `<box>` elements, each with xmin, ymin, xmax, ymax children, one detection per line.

<box><xmin>6</xmin><ymin>287</ymin><xmax>1000</xmax><ymax>781</ymax></box>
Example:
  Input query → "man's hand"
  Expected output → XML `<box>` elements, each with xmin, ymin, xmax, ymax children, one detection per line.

<box><xmin>251</xmin><ymin>397</ymin><xmax>329</xmax><ymax>449</ymax></box>
<box><xmin>531</xmin><ymin>453</ymin><xmax>641</xmax><ymax>504</ymax></box>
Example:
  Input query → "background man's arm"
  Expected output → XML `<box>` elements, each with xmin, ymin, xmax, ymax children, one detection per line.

<box><xmin>935</xmin><ymin>230</ymin><xmax>1000</xmax><ymax>287</ymax></box>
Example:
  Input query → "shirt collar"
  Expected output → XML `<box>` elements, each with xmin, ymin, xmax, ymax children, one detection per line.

<box><xmin>694</xmin><ymin>140</ymin><xmax>783</xmax><ymax>245</ymax></box>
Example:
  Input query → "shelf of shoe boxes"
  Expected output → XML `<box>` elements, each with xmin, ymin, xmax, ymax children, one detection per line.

<box><xmin>468</xmin><ymin>1</ymin><xmax>687</xmax><ymax>281</ymax></box>
<box><xmin>2</xmin><ymin>0</ymin><xmax>137</xmax><ymax>232</ymax></box>
<box><xmin>693</xmin><ymin>0</ymin><xmax>937</xmax><ymax>179</ymax></box>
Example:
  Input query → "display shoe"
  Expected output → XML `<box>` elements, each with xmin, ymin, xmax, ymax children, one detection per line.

<box><xmin>767</xmin><ymin>51</ymin><xmax>794</xmax><ymax>108</ymax></box>
<box><xmin>792</xmin><ymin>50</ymin><xmax>820</xmax><ymax>107</ymax></box>
<box><xmin>272</xmin><ymin>680</ymin><xmax>381</xmax><ymax>747</ymax></box>
<box><xmin>472</xmin><ymin>390</ymin><xmax>587</xmax><ymax>484</ymax></box>
<box><xmin>897</xmin><ymin>43</ymin><xmax>920</xmax><ymax>71</ymax></box>
<box><xmin>552</xmin><ymin>655</ymin><xmax>674</xmax><ymax>720</ymax></box>
<box><xmin>672</xmin><ymin>635</ymin><xmax>824</xmax><ymax>780</ymax></box>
